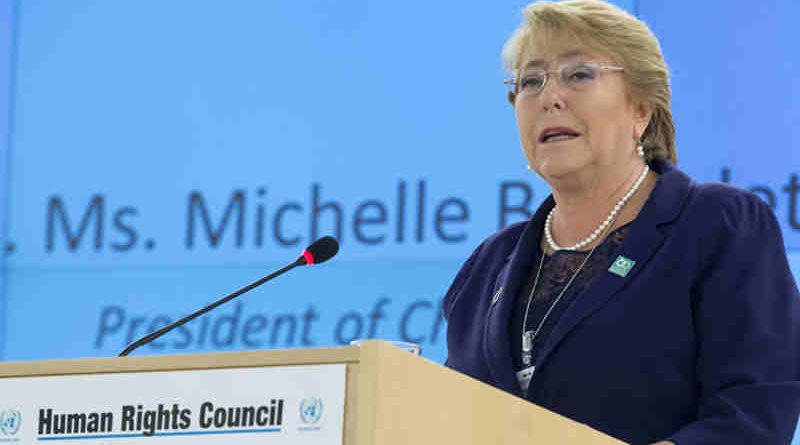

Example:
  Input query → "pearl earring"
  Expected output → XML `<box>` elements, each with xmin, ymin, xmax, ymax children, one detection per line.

<box><xmin>636</xmin><ymin>144</ymin><xmax>645</xmax><ymax>158</ymax></box>
<box><xmin>526</xmin><ymin>165</ymin><xmax>532</xmax><ymax>171</ymax></box>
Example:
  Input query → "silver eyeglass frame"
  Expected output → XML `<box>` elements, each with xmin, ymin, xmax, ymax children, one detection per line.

<box><xmin>504</xmin><ymin>62</ymin><xmax>625</xmax><ymax>100</ymax></box>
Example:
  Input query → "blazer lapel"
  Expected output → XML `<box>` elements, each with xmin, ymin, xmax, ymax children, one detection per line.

<box><xmin>536</xmin><ymin>162</ymin><xmax>693</xmax><ymax>367</ymax></box>
<box><xmin>483</xmin><ymin>197</ymin><xmax>554</xmax><ymax>396</ymax></box>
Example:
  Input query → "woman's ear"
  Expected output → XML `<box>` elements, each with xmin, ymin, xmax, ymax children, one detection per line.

<box><xmin>633</xmin><ymin>101</ymin><xmax>653</xmax><ymax>139</ymax></box>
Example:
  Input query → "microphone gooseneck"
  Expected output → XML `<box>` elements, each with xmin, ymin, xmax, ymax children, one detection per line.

<box><xmin>118</xmin><ymin>237</ymin><xmax>340</xmax><ymax>357</ymax></box>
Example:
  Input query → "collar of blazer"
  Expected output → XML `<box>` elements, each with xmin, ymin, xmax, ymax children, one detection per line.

<box><xmin>482</xmin><ymin>159</ymin><xmax>693</xmax><ymax>395</ymax></box>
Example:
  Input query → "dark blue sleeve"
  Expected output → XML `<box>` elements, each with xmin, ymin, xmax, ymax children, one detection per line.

<box><xmin>669</xmin><ymin>190</ymin><xmax>800</xmax><ymax>444</ymax></box>
<box><xmin>442</xmin><ymin>241</ymin><xmax>485</xmax><ymax>368</ymax></box>
<box><xmin>442</xmin><ymin>241</ymin><xmax>485</xmax><ymax>323</ymax></box>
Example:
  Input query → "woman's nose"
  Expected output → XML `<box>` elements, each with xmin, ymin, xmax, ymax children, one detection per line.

<box><xmin>538</xmin><ymin>77</ymin><xmax>566</xmax><ymax>111</ymax></box>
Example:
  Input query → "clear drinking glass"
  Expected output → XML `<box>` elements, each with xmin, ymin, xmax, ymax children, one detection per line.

<box><xmin>349</xmin><ymin>339</ymin><xmax>422</xmax><ymax>355</ymax></box>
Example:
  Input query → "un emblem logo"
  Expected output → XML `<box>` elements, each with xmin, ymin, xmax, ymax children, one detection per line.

<box><xmin>299</xmin><ymin>398</ymin><xmax>323</xmax><ymax>425</ymax></box>
<box><xmin>0</xmin><ymin>409</ymin><xmax>21</xmax><ymax>436</ymax></box>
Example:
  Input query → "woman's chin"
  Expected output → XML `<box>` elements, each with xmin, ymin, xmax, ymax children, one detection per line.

<box><xmin>536</xmin><ymin>160</ymin><xmax>586</xmax><ymax>182</ymax></box>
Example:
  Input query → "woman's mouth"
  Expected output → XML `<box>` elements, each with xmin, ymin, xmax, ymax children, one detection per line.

<box><xmin>539</xmin><ymin>127</ymin><xmax>581</xmax><ymax>143</ymax></box>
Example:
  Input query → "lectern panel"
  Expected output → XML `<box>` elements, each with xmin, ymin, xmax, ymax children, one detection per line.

<box><xmin>0</xmin><ymin>364</ymin><xmax>345</xmax><ymax>445</ymax></box>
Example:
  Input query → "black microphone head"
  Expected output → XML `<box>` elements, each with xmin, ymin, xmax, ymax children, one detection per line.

<box><xmin>300</xmin><ymin>236</ymin><xmax>339</xmax><ymax>265</ymax></box>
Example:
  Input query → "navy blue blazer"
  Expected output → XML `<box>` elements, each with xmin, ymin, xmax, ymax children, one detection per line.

<box><xmin>444</xmin><ymin>160</ymin><xmax>800</xmax><ymax>444</ymax></box>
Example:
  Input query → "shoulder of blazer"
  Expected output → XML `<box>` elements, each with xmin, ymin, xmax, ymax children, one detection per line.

<box><xmin>687</xmin><ymin>181</ymin><xmax>781</xmax><ymax>257</ymax></box>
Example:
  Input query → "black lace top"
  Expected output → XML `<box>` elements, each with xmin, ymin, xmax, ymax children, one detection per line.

<box><xmin>509</xmin><ymin>224</ymin><xmax>631</xmax><ymax>388</ymax></box>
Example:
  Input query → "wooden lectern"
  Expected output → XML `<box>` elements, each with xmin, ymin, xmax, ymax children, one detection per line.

<box><xmin>0</xmin><ymin>340</ymin><xmax>623</xmax><ymax>444</ymax></box>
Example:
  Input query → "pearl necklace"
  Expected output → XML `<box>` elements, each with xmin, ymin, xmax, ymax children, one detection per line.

<box><xmin>545</xmin><ymin>165</ymin><xmax>649</xmax><ymax>251</ymax></box>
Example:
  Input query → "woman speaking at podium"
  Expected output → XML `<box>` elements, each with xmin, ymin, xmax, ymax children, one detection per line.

<box><xmin>442</xmin><ymin>1</ymin><xmax>800</xmax><ymax>444</ymax></box>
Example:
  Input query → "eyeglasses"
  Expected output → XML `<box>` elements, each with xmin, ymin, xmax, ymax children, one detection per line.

<box><xmin>504</xmin><ymin>61</ymin><xmax>624</xmax><ymax>99</ymax></box>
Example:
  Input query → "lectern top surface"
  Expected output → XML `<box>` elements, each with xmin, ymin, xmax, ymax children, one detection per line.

<box><xmin>0</xmin><ymin>346</ymin><xmax>360</xmax><ymax>378</ymax></box>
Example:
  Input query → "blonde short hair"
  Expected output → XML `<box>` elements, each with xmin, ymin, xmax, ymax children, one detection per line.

<box><xmin>503</xmin><ymin>0</ymin><xmax>676</xmax><ymax>163</ymax></box>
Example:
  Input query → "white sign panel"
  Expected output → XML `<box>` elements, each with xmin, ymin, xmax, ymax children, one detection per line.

<box><xmin>0</xmin><ymin>364</ymin><xmax>345</xmax><ymax>444</ymax></box>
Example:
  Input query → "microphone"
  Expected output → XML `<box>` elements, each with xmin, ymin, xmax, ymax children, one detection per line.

<box><xmin>118</xmin><ymin>236</ymin><xmax>340</xmax><ymax>357</ymax></box>
<box><xmin>299</xmin><ymin>235</ymin><xmax>338</xmax><ymax>265</ymax></box>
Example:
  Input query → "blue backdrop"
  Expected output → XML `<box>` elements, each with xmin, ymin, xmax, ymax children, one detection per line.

<box><xmin>0</xmin><ymin>0</ymin><xmax>798</xmax><ymax>438</ymax></box>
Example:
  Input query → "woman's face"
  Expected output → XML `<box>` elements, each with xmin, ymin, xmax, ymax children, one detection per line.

<box><xmin>515</xmin><ymin>35</ymin><xmax>649</xmax><ymax>183</ymax></box>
